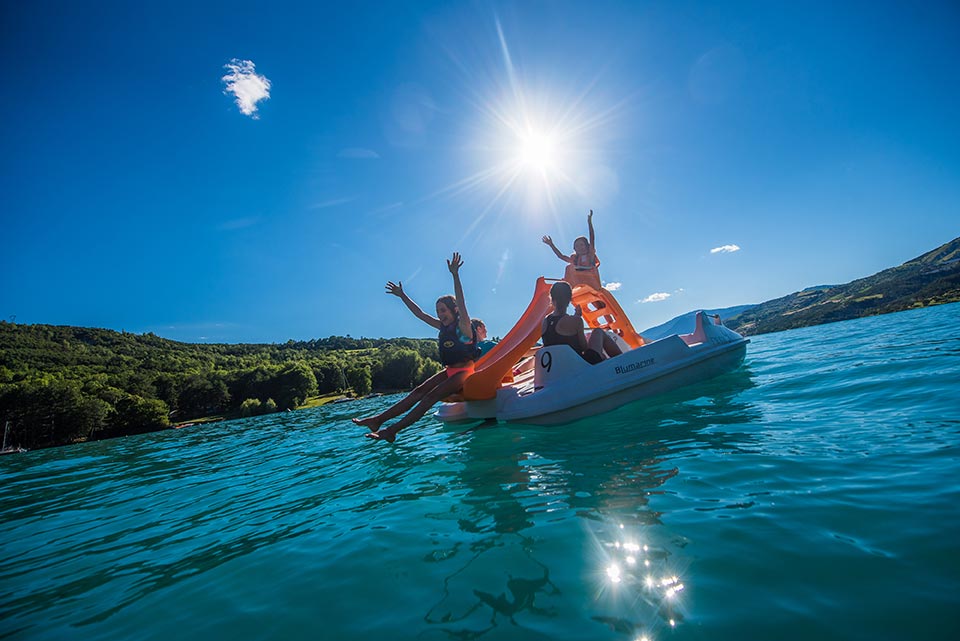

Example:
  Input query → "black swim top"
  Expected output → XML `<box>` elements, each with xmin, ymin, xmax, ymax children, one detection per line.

<box><xmin>438</xmin><ymin>320</ymin><xmax>479</xmax><ymax>366</ymax></box>
<box><xmin>541</xmin><ymin>314</ymin><xmax>582</xmax><ymax>352</ymax></box>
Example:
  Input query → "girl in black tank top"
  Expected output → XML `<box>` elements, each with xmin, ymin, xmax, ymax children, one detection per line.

<box><xmin>542</xmin><ymin>314</ymin><xmax>584</xmax><ymax>352</ymax></box>
<box><xmin>541</xmin><ymin>288</ymin><xmax>607</xmax><ymax>365</ymax></box>
<box><xmin>540</xmin><ymin>280</ymin><xmax>621</xmax><ymax>365</ymax></box>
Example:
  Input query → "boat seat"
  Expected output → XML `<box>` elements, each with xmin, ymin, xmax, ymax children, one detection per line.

<box><xmin>680</xmin><ymin>311</ymin><xmax>718</xmax><ymax>346</ymax></box>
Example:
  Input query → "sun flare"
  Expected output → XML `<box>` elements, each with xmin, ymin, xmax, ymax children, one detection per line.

<box><xmin>516</xmin><ymin>128</ymin><xmax>559</xmax><ymax>172</ymax></box>
<box><xmin>427</xmin><ymin>18</ymin><xmax>625</xmax><ymax>234</ymax></box>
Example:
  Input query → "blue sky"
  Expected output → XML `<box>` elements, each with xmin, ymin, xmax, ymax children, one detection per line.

<box><xmin>2</xmin><ymin>1</ymin><xmax>958</xmax><ymax>343</ymax></box>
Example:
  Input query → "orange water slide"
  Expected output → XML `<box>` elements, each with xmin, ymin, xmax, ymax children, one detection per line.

<box><xmin>571</xmin><ymin>285</ymin><xmax>646</xmax><ymax>349</ymax></box>
<box><xmin>462</xmin><ymin>277</ymin><xmax>553</xmax><ymax>401</ymax></box>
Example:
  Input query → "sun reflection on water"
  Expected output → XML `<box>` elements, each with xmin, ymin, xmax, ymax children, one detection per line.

<box><xmin>591</xmin><ymin>521</ymin><xmax>690</xmax><ymax>640</ymax></box>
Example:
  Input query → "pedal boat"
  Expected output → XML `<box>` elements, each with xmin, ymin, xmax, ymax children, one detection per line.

<box><xmin>436</xmin><ymin>278</ymin><xmax>749</xmax><ymax>425</ymax></box>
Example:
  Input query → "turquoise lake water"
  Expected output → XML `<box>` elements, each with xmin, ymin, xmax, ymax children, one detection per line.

<box><xmin>2</xmin><ymin>303</ymin><xmax>959</xmax><ymax>640</ymax></box>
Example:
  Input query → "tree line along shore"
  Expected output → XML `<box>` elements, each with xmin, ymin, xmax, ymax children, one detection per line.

<box><xmin>0</xmin><ymin>325</ymin><xmax>441</xmax><ymax>450</ymax></box>
<box><xmin>4</xmin><ymin>237</ymin><xmax>957</xmax><ymax>451</ymax></box>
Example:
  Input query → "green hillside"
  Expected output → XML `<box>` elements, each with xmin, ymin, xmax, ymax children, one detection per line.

<box><xmin>726</xmin><ymin>237</ymin><xmax>960</xmax><ymax>335</ymax></box>
<box><xmin>0</xmin><ymin>326</ymin><xmax>441</xmax><ymax>450</ymax></box>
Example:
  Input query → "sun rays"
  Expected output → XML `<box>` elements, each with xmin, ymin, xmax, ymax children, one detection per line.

<box><xmin>421</xmin><ymin>17</ymin><xmax>627</xmax><ymax>246</ymax></box>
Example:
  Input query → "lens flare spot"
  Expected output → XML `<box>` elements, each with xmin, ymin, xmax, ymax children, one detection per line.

<box><xmin>606</xmin><ymin>564</ymin><xmax>622</xmax><ymax>584</ymax></box>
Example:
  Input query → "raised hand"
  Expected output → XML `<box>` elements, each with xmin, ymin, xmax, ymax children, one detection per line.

<box><xmin>542</xmin><ymin>235</ymin><xmax>554</xmax><ymax>246</ymax></box>
<box><xmin>447</xmin><ymin>252</ymin><xmax>463</xmax><ymax>274</ymax></box>
<box><xmin>574</xmin><ymin>304</ymin><xmax>583</xmax><ymax>318</ymax></box>
<box><xmin>587</xmin><ymin>209</ymin><xmax>593</xmax><ymax>221</ymax></box>
<box><xmin>385</xmin><ymin>281</ymin><xmax>404</xmax><ymax>297</ymax></box>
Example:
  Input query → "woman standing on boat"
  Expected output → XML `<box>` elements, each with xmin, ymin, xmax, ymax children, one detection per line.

<box><xmin>354</xmin><ymin>252</ymin><xmax>478</xmax><ymax>443</ymax></box>
<box><xmin>541</xmin><ymin>280</ymin><xmax>621</xmax><ymax>364</ymax></box>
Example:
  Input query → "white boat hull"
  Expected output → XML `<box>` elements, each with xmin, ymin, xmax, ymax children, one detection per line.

<box><xmin>437</xmin><ymin>311</ymin><xmax>749</xmax><ymax>425</ymax></box>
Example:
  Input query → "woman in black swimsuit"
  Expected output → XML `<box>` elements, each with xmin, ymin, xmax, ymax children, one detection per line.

<box><xmin>541</xmin><ymin>281</ymin><xmax>622</xmax><ymax>364</ymax></box>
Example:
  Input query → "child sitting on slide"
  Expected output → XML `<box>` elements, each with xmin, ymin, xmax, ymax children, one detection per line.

<box><xmin>471</xmin><ymin>318</ymin><xmax>498</xmax><ymax>358</ymax></box>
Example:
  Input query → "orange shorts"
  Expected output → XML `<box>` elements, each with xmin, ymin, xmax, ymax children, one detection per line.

<box><xmin>445</xmin><ymin>364</ymin><xmax>475</xmax><ymax>378</ymax></box>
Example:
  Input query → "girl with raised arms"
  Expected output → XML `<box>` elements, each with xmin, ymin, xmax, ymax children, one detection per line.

<box><xmin>353</xmin><ymin>252</ymin><xmax>478</xmax><ymax>443</ymax></box>
<box><xmin>541</xmin><ymin>209</ymin><xmax>602</xmax><ymax>289</ymax></box>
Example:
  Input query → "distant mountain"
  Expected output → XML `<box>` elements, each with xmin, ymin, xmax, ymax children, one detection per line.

<box><xmin>640</xmin><ymin>304</ymin><xmax>757</xmax><ymax>342</ymax></box>
<box><xmin>724</xmin><ymin>236</ymin><xmax>960</xmax><ymax>336</ymax></box>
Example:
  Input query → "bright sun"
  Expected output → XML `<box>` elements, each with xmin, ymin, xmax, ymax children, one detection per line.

<box><xmin>435</xmin><ymin>19</ymin><xmax>621</xmax><ymax>220</ymax></box>
<box><xmin>517</xmin><ymin>129</ymin><xmax>558</xmax><ymax>172</ymax></box>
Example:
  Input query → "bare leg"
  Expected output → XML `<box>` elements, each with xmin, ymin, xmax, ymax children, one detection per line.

<box><xmin>586</xmin><ymin>330</ymin><xmax>623</xmax><ymax>359</ymax></box>
<box><xmin>586</xmin><ymin>330</ymin><xmax>607</xmax><ymax>359</ymax></box>
<box><xmin>600</xmin><ymin>331</ymin><xmax>622</xmax><ymax>357</ymax></box>
<box><xmin>352</xmin><ymin>370</ymin><xmax>448</xmax><ymax>432</ymax></box>
<box><xmin>366</xmin><ymin>370</ymin><xmax>470</xmax><ymax>443</ymax></box>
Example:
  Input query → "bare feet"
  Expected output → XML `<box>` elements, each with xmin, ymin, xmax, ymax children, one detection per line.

<box><xmin>364</xmin><ymin>428</ymin><xmax>397</xmax><ymax>443</ymax></box>
<box><xmin>352</xmin><ymin>416</ymin><xmax>383</xmax><ymax>432</ymax></box>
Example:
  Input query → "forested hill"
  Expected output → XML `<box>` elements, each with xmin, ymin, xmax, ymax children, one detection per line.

<box><xmin>0</xmin><ymin>324</ymin><xmax>441</xmax><ymax>450</ymax></box>
<box><xmin>726</xmin><ymin>236</ymin><xmax>960</xmax><ymax>335</ymax></box>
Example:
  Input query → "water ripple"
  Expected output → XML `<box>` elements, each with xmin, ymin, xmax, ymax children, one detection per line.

<box><xmin>1</xmin><ymin>303</ymin><xmax>959</xmax><ymax>640</ymax></box>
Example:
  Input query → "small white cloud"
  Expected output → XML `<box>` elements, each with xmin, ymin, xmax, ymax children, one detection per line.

<box><xmin>604</xmin><ymin>282</ymin><xmax>622</xmax><ymax>291</ymax></box>
<box><xmin>338</xmin><ymin>147</ymin><xmax>380</xmax><ymax>159</ymax></box>
<box><xmin>710</xmin><ymin>244</ymin><xmax>741</xmax><ymax>254</ymax></box>
<box><xmin>222</xmin><ymin>59</ymin><xmax>271</xmax><ymax>118</ymax></box>
<box><xmin>640</xmin><ymin>292</ymin><xmax>671</xmax><ymax>303</ymax></box>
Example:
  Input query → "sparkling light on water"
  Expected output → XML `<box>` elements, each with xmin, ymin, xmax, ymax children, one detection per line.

<box><xmin>2</xmin><ymin>304</ymin><xmax>958</xmax><ymax>640</ymax></box>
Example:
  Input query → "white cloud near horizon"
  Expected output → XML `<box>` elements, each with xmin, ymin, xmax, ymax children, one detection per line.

<box><xmin>338</xmin><ymin>147</ymin><xmax>380</xmax><ymax>159</ymax></box>
<box><xmin>604</xmin><ymin>282</ymin><xmax>622</xmax><ymax>291</ymax></box>
<box><xmin>222</xmin><ymin>59</ymin><xmax>271</xmax><ymax>118</ymax></box>
<box><xmin>710</xmin><ymin>244</ymin><xmax>741</xmax><ymax>254</ymax></box>
<box><xmin>641</xmin><ymin>292</ymin><xmax>671</xmax><ymax>303</ymax></box>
